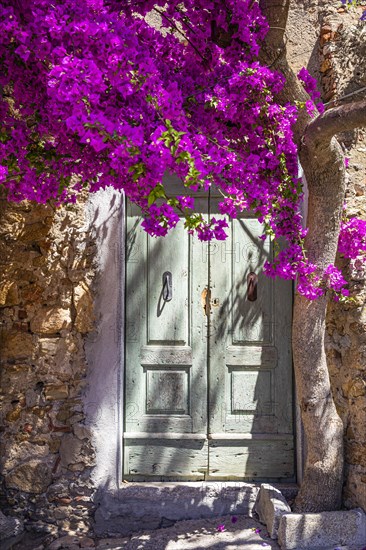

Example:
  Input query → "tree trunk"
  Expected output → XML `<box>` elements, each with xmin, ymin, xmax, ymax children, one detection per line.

<box><xmin>293</xmin><ymin>135</ymin><xmax>345</xmax><ymax>511</ymax></box>
<box><xmin>258</xmin><ymin>1</ymin><xmax>366</xmax><ymax>512</ymax></box>
<box><xmin>293</xmin><ymin>100</ymin><xmax>366</xmax><ymax>511</ymax></box>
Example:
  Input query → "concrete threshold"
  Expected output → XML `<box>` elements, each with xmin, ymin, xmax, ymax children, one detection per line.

<box><xmin>93</xmin><ymin>481</ymin><xmax>298</xmax><ymax>537</ymax></box>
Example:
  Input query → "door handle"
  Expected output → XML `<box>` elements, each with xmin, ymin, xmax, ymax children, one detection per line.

<box><xmin>162</xmin><ymin>271</ymin><xmax>173</xmax><ymax>302</ymax></box>
<box><xmin>247</xmin><ymin>272</ymin><xmax>258</xmax><ymax>301</ymax></box>
<box><xmin>201</xmin><ymin>287</ymin><xmax>211</xmax><ymax>316</ymax></box>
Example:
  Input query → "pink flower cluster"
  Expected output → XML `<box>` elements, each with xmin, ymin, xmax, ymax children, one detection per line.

<box><xmin>339</xmin><ymin>218</ymin><xmax>366</xmax><ymax>259</ymax></box>
<box><xmin>297</xmin><ymin>68</ymin><xmax>325</xmax><ymax>115</ymax></box>
<box><xmin>0</xmin><ymin>1</ymin><xmax>364</xmax><ymax>299</ymax></box>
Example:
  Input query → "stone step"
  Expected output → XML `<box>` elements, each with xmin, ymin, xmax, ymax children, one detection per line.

<box><xmin>94</xmin><ymin>481</ymin><xmax>298</xmax><ymax>537</ymax></box>
<box><xmin>278</xmin><ymin>508</ymin><xmax>366</xmax><ymax>550</ymax></box>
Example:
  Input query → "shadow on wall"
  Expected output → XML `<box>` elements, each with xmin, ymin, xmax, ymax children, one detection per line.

<box><xmin>84</xmin><ymin>187</ymin><xmax>125</xmax><ymax>501</ymax></box>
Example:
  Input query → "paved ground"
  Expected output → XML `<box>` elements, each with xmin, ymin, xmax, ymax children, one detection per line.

<box><xmin>10</xmin><ymin>515</ymin><xmax>280</xmax><ymax>549</ymax></box>
<box><xmin>97</xmin><ymin>515</ymin><xmax>280</xmax><ymax>549</ymax></box>
<box><xmin>9</xmin><ymin>512</ymin><xmax>363</xmax><ymax>550</ymax></box>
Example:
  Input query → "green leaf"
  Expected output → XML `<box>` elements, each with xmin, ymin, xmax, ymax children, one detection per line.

<box><xmin>184</xmin><ymin>213</ymin><xmax>203</xmax><ymax>230</ymax></box>
<box><xmin>147</xmin><ymin>183</ymin><xmax>166</xmax><ymax>206</ymax></box>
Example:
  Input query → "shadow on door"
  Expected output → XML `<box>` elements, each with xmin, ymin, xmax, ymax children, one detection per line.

<box><xmin>124</xmin><ymin>197</ymin><xmax>295</xmax><ymax>482</ymax></box>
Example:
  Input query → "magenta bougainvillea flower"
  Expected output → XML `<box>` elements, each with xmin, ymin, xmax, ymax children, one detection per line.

<box><xmin>297</xmin><ymin>67</ymin><xmax>325</xmax><ymax>115</ymax></box>
<box><xmin>0</xmin><ymin>0</ymin><xmax>364</xmax><ymax>300</ymax></box>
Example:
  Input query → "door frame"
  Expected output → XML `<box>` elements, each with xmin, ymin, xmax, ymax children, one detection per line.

<box><xmin>84</xmin><ymin>188</ymin><xmax>303</xmax><ymax>536</ymax></box>
<box><xmin>121</xmin><ymin>194</ymin><xmax>304</xmax><ymax>485</ymax></box>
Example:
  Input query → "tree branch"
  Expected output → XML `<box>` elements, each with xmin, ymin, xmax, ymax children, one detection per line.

<box><xmin>259</xmin><ymin>0</ymin><xmax>312</xmax><ymax>145</ymax></box>
<box><xmin>304</xmin><ymin>99</ymin><xmax>366</xmax><ymax>147</ymax></box>
<box><xmin>259</xmin><ymin>0</ymin><xmax>289</xmax><ymax>63</ymax></box>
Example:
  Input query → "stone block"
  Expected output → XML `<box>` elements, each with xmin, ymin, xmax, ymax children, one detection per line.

<box><xmin>69</xmin><ymin>462</ymin><xmax>86</xmax><ymax>472</ymax></box>
<box><xmin>53</xmin><ymin>506</ymin><xmax>71</xmax><ymax>520</ymax></box>
<box><xmin>45</xmin><ymin>384</ymin><xmax>69</xmax><ymax>400</ymax></box>
<box><xmin>278</xmin><ymin>508</ymin><xmax>366</xmax><ymax>550</ymax></box>
<box><xmin>21</xmin><ymin>283</ymin><xmax>43</xmax><ymax>303</ymax></box>
<box><xmin>2</xmin><ymin>441</ymin><xmax>50</xmax><ymax>472</ymax></box>
<box><xmin>0</xmin><ymin>331</ymin><xmax>33</xmax><ymax>362</ymax></box>
<box><xmin>5</xmin><ymin>406</ymin><xmax>22</xmax><ymax>423</ymax></box>
<box><xmin>344</xmin><ymin>469</ymin><xmax>366</xmax><ymax>512</ymax></box>
<box><xmin>48</xmin><ymin>535</ymin><xmax>83</xmax><ymax>550</ymax></box>
<box><xmin>38</xmin><ymin>337</ymin><xmax>59</xmax><ymax>355</ymax></box>
<box><xmin>94</xmin><ymin>482</ymin><xmax>259</xmax><ymax>537</ymax></box>
<box><xmin>30</xmin><ymin>307</ymin><xmax>72</xmax><ymax>335</ymax></box>
<box><xmin>79</xmin><ymin>536</ymin><xmax>95</xmax><ymax>548</ymax></box>
<box><xmin>25</xmin><ymin>388</ymin><xmax>41</xmax><ymax>407</ymax></box>
<box><xmin>0</xmin><ymin>510</ymin><xmax>24</xmax><ymax>541</ymax></box>
<box><xmin>253</xmin><ymin>483</ymin><xmax>291</xmax><ymax>539</ymax></box>
<box><xmin>19</xmin><ymin>221</ymin><xmax>51</xmax><ymax>242</ymax></box>
<box><xmin>0</xmin><ymin>211</ymin><xmax>25</xmax><ymax>240</ymax></box>
<box><xmin>73</xmin><ymin>423</ymin><xmax>91</xmax><ymax>440</ymax></box>
<box><xmin>0</xmin><ymin>281</ymin><xmax>19</xmax><ymax>306</ymax></box>
<box><xmin>5</xmin><ymin>459</ymin><xmax>52</xmax><ymax>494</ymax></box>
<box><xmin>346</xmin><ymin>441</ymin><xmax>366</xmax><ymax>468</ymax></box>
<box><xmin>59</xmin><ymin>434</ymin><xmax>83</xmax><ymax>467</ymax></box>
<box><xmin>74</xmin><ymin>282</ymin><xmax>95</xmax><ymax>333</ymax></box>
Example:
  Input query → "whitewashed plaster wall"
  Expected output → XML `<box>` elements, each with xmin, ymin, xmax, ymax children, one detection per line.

<box><xmin>85</xmin><ymin>188</ymin><xmax>125</xmax><ymax>494</ymax></box>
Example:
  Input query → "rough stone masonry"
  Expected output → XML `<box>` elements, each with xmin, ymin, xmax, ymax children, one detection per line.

<box><xmin>0</xmin><ymin>0</ymin><xmax>365</xmax><ymax>542</ymax></box>
<box><xmin>0</xmin><ymin>194</ymin><xmax>98</xmax><ymax>539</ymax></box>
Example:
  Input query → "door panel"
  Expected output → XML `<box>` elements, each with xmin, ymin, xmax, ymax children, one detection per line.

<box><xmin>208</xmin><ymin>211</ymin><xmax>294</xmax><ymax>479</ymax></box>
<box><xmin>209</xmin><ymin>437</ymin><xmax>294</xmax><ymax>479</ymax></box>
<box><xmin>125</xmin><ymin>439</ymin><xmax>208</xmax><ymax>480</ymax></box>
<box><xmin>146</xmin><ymin>225</ymin><xmax>189</xmax><ymax>345</ymax></box>
<box><xmin>124</xmin><ymin>195</ymin><xmax>294</xmax><ymax>481</ymax></box>
<box><xmin>124</xmin><ymin>202</ymin><xmax>208</xmax><ymax>479</ymax></box>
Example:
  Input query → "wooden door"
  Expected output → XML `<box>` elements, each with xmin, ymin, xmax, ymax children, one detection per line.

<box><xmin>124</xmin><ymin>193</ymin><xmax>294</xmax><ymax>481</ymax></box>
<box><xmin>208</xmin><ymin>202</ymin><xmax>294</xmax><ymax>479</ymax></box>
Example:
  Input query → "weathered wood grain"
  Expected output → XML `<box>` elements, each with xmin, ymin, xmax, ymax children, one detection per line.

<box><xmin>124</xmin><ymin>188</ymin><xmax>294</xmax><ymax>480</ymax></box>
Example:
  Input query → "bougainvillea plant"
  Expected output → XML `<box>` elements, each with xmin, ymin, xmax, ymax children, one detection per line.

<box><xmin>0</xmin><ymin>0</ymin><xmax>365</xmax><ymax>299</ymax></box>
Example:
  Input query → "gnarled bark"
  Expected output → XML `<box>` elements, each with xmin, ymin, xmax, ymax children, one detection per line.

<box><xmin>293</xmin><ymin>100</ymin><xmax>366</xmax><ymax>511</ymax></box>
<box><xmin>293</xmin><ymin>132</ymin><xmax>345</xmax><ymax>512</ymax></box>
<box><xmin>260</xmin><ymin>0</ymin><xmax>366</xmax><ymax>512</ymax></box>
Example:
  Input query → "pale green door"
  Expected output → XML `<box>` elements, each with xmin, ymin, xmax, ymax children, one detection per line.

<box><xmin>124</xmin><ymin>194</ymin><xmax>294</xmax><ymax>481</ymax></box>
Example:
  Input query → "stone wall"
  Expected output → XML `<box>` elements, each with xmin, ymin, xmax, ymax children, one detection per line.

<box><xmin>287</xmin><ymin>0</ymin><xmax>366</xmax><ymax>511</ymax></box>
<box><xmin>0</xmin><ymin>1</ymin><xmax>365</xmax><ymax>544</ymax></box>
<box><xmin>320</xmin><ymin>13</ymin><xmax>366</xmax><ymax>512</ymax></box>
<box><xmin>0</xmin><ymin>193</ymin><xmax>98</xmax><ymax>540</ymax></box>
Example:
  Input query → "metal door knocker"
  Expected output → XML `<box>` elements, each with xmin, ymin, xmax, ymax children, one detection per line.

<box><xmin>162</xmin><ymin>271</ymin><xmax>173</xmax><ymax>302</ymax></box>
<box><xmin>247</xmin><ymin>272</ymin><xmax>258</xmax><ymax>301</ymax></box>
